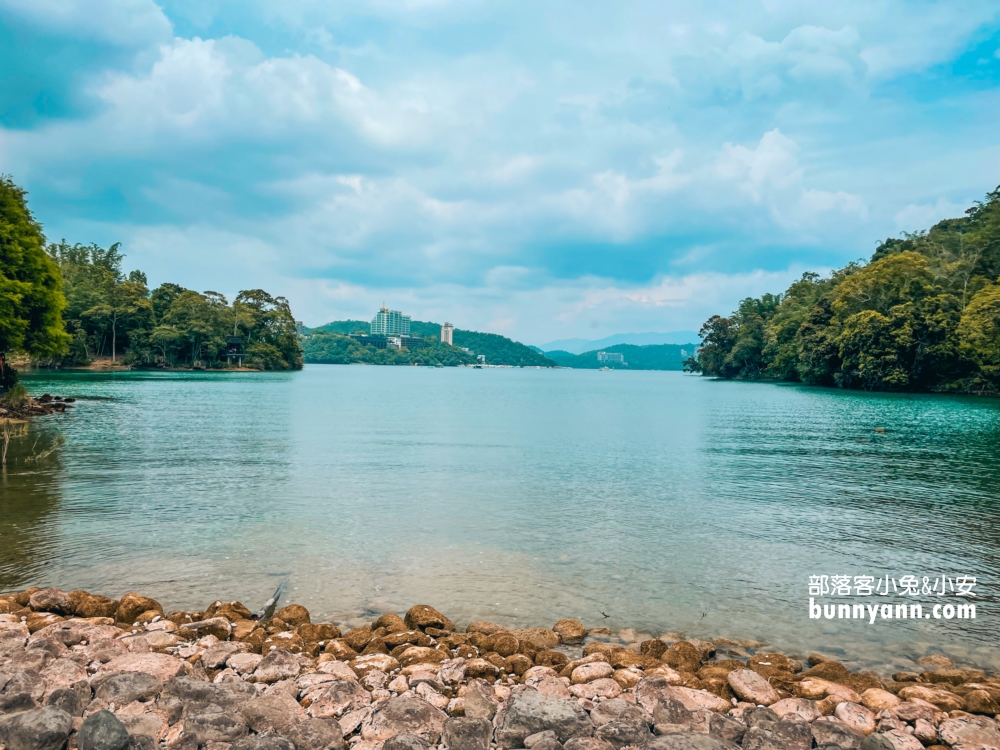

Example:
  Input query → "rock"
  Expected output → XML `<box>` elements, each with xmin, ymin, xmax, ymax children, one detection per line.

<box><xmin>897</xmin><ymin>685</ymin><xmax>965</xmax><ymax>712</ymax></box>
<box><xmin>231</xmin><ymin>737</ymin><xmax>296</xmax><ymax>750</ymax></box>
<box><xmin>285</xmin><ymin>717</ymin><xmax>347</xmax><ymax>750</ymax></box>
<box><xmin>740</xmin><ymin>720</ymin><xmax>812</xmax><ymax>750</ymax></box>
<box><xmin>0</xmin><ymin>706</ymin><xmax>73</xmax><ymax>750</ymax></box>
<box><xmin>859</xmin><ymin>732</ymin><xmax>919</xmax><ymax>750</ymax></box>
<box><xmin>307</xmin><ymin>681</ymin><xmax>372</xmax><ymax>719</ymax></box>
<box><xmin>572</xmin><ymin>663</ymin><xmax>614</xmax><ymax>684</ymax></box>
<box><xmin>860</xmin><ymin>689</ymin><xmax>901</xmax><ymax>713</ymax></box>
<box><xmin>253</xmin><ymin>648</ymin><xmax>301</xmax><ymax>683</ymax></box>
<box><xmin>464</xmin><ymin>680</ymin><xmax>499</xmax><ymax>720</ymax></box>
<box><xmin>888</xmin><ymin>700</ymin><xmax>945</xmax><ymax>725</ymax></box>
<box><xmin>570</xmin><ymin>679</ymin><xmax>622</xmax><ymax>701</ymax></box>
<box><xmin>185</xmin><ymin>712</ymin><xmax>249</xmax><ymax>743</ymax></box>
<box><xmin>350</xmin><ymin>653</ymin><xmax>400</xmax><ymax>676</ymax></box>
<box><xmin>28</xmin><ymin>589</ymin><xmax>74</xmax><ymax>616</ymax></box>
<box><xmin>45</xmin><ymin>684</ymin><xmax>89</xmax><ymax>717</ymax></box>
<box><xmin>202</xmin><ymin>642</ymin><xmax>243</xmax><ymax>669</ymax></box>
<box><xmin>746</xmin><ymin>653</ymin><xmax>802</xmax><ymax>677</ymax></box>
<box><xmin>938</xmin><ymin>715</ymin><xmax>1000</xmax><ymax>749</ymax></box>
<box><xmin>383</xmin><ymin>734</ymin><xmax>431</xmax><ymax>750</ymax></box>
<box><xmin>769</xmin><ymin>698</ymin><xmax>820</xmax><ymax>722</ymax></box>
<box><xmin>553</xmin><ymin>620</ymin><xmax>586</xmax><ymax>645</ymax></box>
<box><xmin>811</xmin><ymin>719</ymin><xmax>865</xmax><ymax>749</ymax></box>
<box><xmin>94</xmin><ymin>672</ymin><xmax>163</xmax><ymax>704</ymax></box>
<box><xmin>181</xmin><ymin>617</ymin><xmax>232</xmax><ymax>640</ymax></box>
<box><xmin>76</xmin><ymin>710</ymin><xmax>131</xmax><ymax>750</ymax></box>
<box><xmin>708</xmin><ymin>713</ymin><xmax>745</xmax><ymax>745</ymax></box>
<box><xmin>404</xmin><ymin>605</ymin><xmax>454</xmax><ymax>632</ymax></box>
<box><xmin>399</xmin><ymin>646</ymin><xmax>448</xmax><ymax>667</ymax></box>
<box><xmin>100</xmin><ymin>652</ymin><xmax>186</xmax><ymax>681</ymax></box>
<box><xmin>442</xmin><ymin>717</ymin><xmax>492</xmax><ymax>750</ymax></box>
<box><xmin>511</xmin><ymin>629</ymin><xmax>561</xmax><ymax>650</ymax></box>
<box><xmin>835</xmin><ymin>703</ymin><xmax>876</xmax><ymax>735</ymax></box>
<box><xmin>239</xmin><ymin>693</ymin><xmax>307</xmax><ymax>735</ymax></box>
<box><xmin>0</xmin><ymin>694</ymin><xmax>38</xmax><ymax>714</ymax></box>
<box><xmin>645</xmin><ymin>734</ymin><xmax>738</xmax><ymax>750</ymax></box>
<box><xmin>75</xmin><ymin>594</ymin><xmax>119</xmax><ymax>619</ymax></box>
<box><xmin>273</xmin><ymin>604</ymin><xmax>310</xmax><ymax>626</ymax></box>
<box><xmin>726</xmin><ymin>669</ymin><xmax>780</xmax><ymax>706</ymax></box>
<box><xmin>595</xmin><ymin>720</ymin><xmax>651</xmax><ymax>749</ymax></box>
<box><xmin>964</xmin><ymin>689</ymin><xmax>1000</xmax><ymax>715</ymax></box>
<box><xmin>563</xmin><ymin>739</ymin><xmax>616</xmax><ymax>750</ymax></box>
<box><xmin>362</xmin><ymin>694</ymin><xmax>449</xmax><ymax>743</ymax></box>
<box><xmin>917</xmin><ymin>654</ymin><xmax>954</xmax><ymax>669</ymax></box>
<box><xmin>911</xmin><ymin>719</ymin><xmax>937</xmax><ymax>745</ymax></box>
<box><xmin>115</xmin><ymin>593</ymin><xmax>163</xmax><ymax>626</ymax></box>
<box><xmin>494</xmin><ymin>689</ymin><xmax>594</xmax><ymax>749</ymax></box>
<box><xmin>465</xmin><ymin>658</ymin><xmax>501</xmax><ymax>680</ymax></box>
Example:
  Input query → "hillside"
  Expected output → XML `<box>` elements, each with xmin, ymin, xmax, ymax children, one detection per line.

<box><xmin>689</xmin><ymin>185</ymin><xmax>1000</xmax><ymax>394</ymax></box>
<box><xmin>546</xmin><ymin>343</ymin><xmax>697</xmax><ymax>370</ymax></box>
<box><xmin>302</xmin><ymin>320</ymin><xmax>556</xmax><ymax>367</ymax></box>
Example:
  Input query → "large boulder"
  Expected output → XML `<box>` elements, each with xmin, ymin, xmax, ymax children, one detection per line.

<box><xmin>253</xmin><ymin>648</ymin><xmax>302</xmax><ymax>683</ymax></box>
<box><xmin>28</xmin><ymin>589</ymin><xmax>73</xmax><ymax>616</ymax></box>
<box><xmin>810</xmin><ymin>719</ymin><xmax>864</xmax><ymax>749</ymax></box>
<box><xmin>362</xmin><ymin>694</ymin><xmax>449</xmax><ymax>743</ymax></box>
<box><xmin>115</xmin><ymin>593</ymin><xmax>162</xmax><ymax>626</ymax></box>
<box><xmin>553</xmin><ymin>619</ymin><xmax>586</xmax><ymax>644</ymax></box>
<box><xmin>442</xmin><ymin>717</ymin><xmax>492</xmax><ymax>750</ymax></box>
<box><xmin>494</xmin><ymin>689</ymin><xmax>593</xmax><ymax>749</ymax></box>
<box><xmin>404</xmin><ymin>605</ymin><xmax>454</xmax><ymax>632</ymax></box>
<box><xmin>99</xmin><ymin>653</ymin><xmax>186</xmax><ymax>681</ymax></box>
<box><xmin>284</xmin><ymin>717</ymin><xmax>346</xmax><ymax>750</ymax></box>
<box><xmin>0</xmin><ymin>706</ymin><xmax>74</xmax><ymax>750</ymax></box>
<box><xmin>727</xmin><ymin>669</ymin><xmax>779</xmax><ymax>706</ymax></box>
<box><xmin>94</xmin><ymin>672</ymin><xmax>163</xmax><ymax>704</ymax></box>
<box><xmin>77</xmin><ymin>710</ymin><xmax>131</xmax><ymax>750</ymax></box>
<box><xmin>938</xmin><ymin>715</ymin><xmax>1000</xmax><ymax>749</ymax></box>
<box><xmin>185</xmin><ymin>711</ymin><xmax>249</xmax><ymax>743</ymax></box>
<box><xmin>594</xmin><ymin>720</ymin><xmax>652</xmax><ymax>749</ymax></box>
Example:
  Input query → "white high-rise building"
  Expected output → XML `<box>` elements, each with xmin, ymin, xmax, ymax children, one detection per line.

<box><xmin>371</xmin><ymin>305</ymin><xmax>411</xmax><ymax>336</ymax></box>
<box><xmin>441</xmin><ymin>322</ymin><xmax>454</xmax><ymax>345</ymax></box>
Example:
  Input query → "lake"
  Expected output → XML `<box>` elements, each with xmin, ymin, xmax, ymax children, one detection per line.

<box><xmin>4</xmin><ymin>366</ymin><xmax>999</xmax><ymax>673</ymax></box>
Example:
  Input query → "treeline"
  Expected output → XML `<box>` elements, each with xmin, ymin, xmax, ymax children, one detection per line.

<box><xmin>303</xmin><ymin>332</ymin><xmax>478</xmax><ymax>366</ymax></box>
<box><xmin>48</xmin><ymin>242</ymin><xmax>302</xmax><ymax>370</ymax></box>
<box><xmin>546</xmin><ymin>343</ymin><xmax>696</xmax><ymax>370</ymax></box>
<box><xmin>687</xmin><ymin>186</ymin><xmax>1000</xmax><ymax>394</ymax></box>
<box><xmin>0</xmin><ymin>176</ymin><xmax>302</xmax><ymax>380</ymax></box>
<box><xmin>304</xmin><ymin>320</ymin><xmax>556</xmax><ymax>367</ymax></box>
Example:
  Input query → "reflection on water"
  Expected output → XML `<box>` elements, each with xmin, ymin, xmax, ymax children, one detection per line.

<box><xmin>1</xmin><ymin>427</ymin><xmax>63</xmax><ymax>588</ymax></box>
<box><xmin>4</xmin><ymin>367</ymin><xmax>1000</xmax><ymax>673</ymax></box>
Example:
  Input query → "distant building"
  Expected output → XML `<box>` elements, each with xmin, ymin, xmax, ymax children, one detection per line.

<box><xmin>226</xmin><ymin>336</ymin><xmax>245</xmax><ymax>366</ymax></box>
<box><xmin>441</xmin><ymin>322</ymin><xmax>454</xmax><ymax>345</ymax></box>
<box><xmin>387</xmin><ymin>336</ymin><xmax>402</xmax><ymax>349</ymax></box>
<box><xmin>295</xmin><ymin>320</ymin><xmax>304</xmax><ymax>335</ymax></box>
<box><xmin>371</xmin><ymin>304</ymin><xmax>411</xmax><ymax>336</ymax></box>
<box><xmin>597</xmin><ymin>351</ymin><xmax>625</xmax><ymax>364</ymax></box>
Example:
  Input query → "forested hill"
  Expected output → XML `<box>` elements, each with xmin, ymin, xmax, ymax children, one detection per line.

<box><xmin>546</xmin><ymin>343</ymin><xmax>697</xmax><ymax>370</ymax></box>
<box><xmin>302</xmin><ymin>320</ymin><xmax>556</xmax><ymax>367</ymax></box>
<box><xmin>688</xmin><ymin>186</ymin><xmax>1000</xmax><ymax>395</ymax></box>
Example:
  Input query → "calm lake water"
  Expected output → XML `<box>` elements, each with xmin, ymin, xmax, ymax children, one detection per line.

<box><xmin>3</xmin><ymin>367</ymin><xmax>999</xmax><ymax>672</ymax></box>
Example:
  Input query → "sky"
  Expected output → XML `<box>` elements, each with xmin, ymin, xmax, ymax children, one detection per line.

<box><xmin>1</xmin><ymin>1</ymin><xmax>999</xmax><ymax>345</ymax></box>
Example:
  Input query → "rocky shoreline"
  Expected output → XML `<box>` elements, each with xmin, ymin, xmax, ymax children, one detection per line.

<box><xmin>0</xmin><ymin>393</ymin><xmax>74</xmax><ymax>420</ymax></box>
<box><xmin>1</xmin><ymin>589</ymin><xmax>999</xmax><ymax>750</ymax></box>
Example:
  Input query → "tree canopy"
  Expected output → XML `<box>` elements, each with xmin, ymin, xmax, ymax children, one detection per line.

<box><xmin>687</xmin><ymin>186</ymin><xmax>1000</xmax><ymax>394</ymax></box>
<box><xmin>0</xmin><ymin>176</ymin><xmax>69</xmax><ymax>362</ymax></box>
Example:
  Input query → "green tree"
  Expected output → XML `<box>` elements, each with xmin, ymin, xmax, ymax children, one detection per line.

<box><xmin>958</xmin><ymin>284</ymin><xmax>1000</xmax><ymax>391</ymax></box>
<box><xmin>0</xmin><ymin>176</ymin><xmax>69</xmax><ymax>386</ymax></box>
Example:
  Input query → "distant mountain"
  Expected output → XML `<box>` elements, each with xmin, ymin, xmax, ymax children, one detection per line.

<box><xmin>303</xmin><ymin>320</ymin><xmax>555</xmax><ymax>367</ymax></box>
<box><xmin>545</xmin><ymin>343</ymin><xmax>697</xmax><ymax>370</ymax></box>
<box><xmin>538</xmin><ymin>331</ymin><xmax>700</xmax><ymax>354</ymax></box>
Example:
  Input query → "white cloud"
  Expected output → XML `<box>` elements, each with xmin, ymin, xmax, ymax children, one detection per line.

<box><xmin>894</xmin><ymin>198</ymin><xmax>968</xmax><ymax>232</ymax></box>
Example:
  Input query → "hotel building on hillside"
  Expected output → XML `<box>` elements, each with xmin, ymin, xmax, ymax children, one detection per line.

<box><xmin>441</xmin><ymin>322</ymin><xmax>454</xmax><ymax>345</ymax></box>
<box><xmin>371</xmin><ymin>305</ymin><xmax>411</xmax><ymax>336</ymax></box>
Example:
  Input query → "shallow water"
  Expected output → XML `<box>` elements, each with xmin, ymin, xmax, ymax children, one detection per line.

<box><xmin>3</xmin><ymin>366</ymin><xmax>999</xmax><ymax>672</ymax></box>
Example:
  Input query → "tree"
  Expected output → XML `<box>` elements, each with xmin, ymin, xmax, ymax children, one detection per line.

<box><xmin>958</xmin><ymin>284</ymin><xmax>1000</xmax><ymax>391</ymax></box>
<box><xmin>0</xmin><ymin>176</ymin><xmax>69</xmax><ymax>387</ymax></box>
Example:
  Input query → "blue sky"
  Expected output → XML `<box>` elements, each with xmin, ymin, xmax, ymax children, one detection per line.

<box><xmin>2</xmin><ymin>0</ymin><xmax>999</xmax><ymax>344</ymax></box>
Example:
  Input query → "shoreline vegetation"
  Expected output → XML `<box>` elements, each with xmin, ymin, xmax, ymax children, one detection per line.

<box><xmin>685</xmin><ymin>187</ymin><xmax>1000</xmax><ymax>397</ymax></box>
<box><xmin>0</xmin><ymin>176</ymin><xmax>303</xmax><ymax>397</ymax></box>
<box><xmin>2</xmin><ymin>589</ymin><xmax>999</xmax><ymax>750</ymax></box>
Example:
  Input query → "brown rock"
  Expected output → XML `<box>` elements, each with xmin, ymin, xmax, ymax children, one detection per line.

<box><xmin>399</xmin><ymin>647</ymin><xmax>448</xmax><ymax>667</ymax></box>
<box><xmin>662</xmin><ymin>642</ymin><xmax>702</xmax><ymax>672</ymax></box>
<box><xmin>74</xmin><ymin>593</ymin><xmax>119</xmax><ymax>619</ymax></box>
<box><xmin>344</xmin><ymin>625</ymin><xmax>375</xmax><ymax>651</ymax></box>
<box><xmin>264</xmin><ymin>631</ymin><xmax>305</xmax><ymax>654</ymax></box>
<box><xmin>385</xmin><ymin>631</ymin><xmax>432</xmax><ymax>649</ymax></box>
<box><xmin>861</xmin><ymin>688</ymin><xmax>902</xmax><ymax>712</ymax></box>
<box><xmin>727</xmin><ymin>669</ymin><xmax>780</xmax><ymax>705</ymax></box>
<box><xmin>639</xmin><ymin>639</ymin><xmax>667</xmax><ymax>659</ymax></box>
<box><xmin>898</xmin><ymin>684</ymin><xmax>965</xmax><ymax>712</ymax></box>
<box><xmin>466</xmin><ymin>621</ymin><xmax>506</xmax><ymax>635</ymax></box>
<box><xmin>325</xmin><ymin>639</ymin><xmax>360</xmax><ymax>660</ymax></box>
<box><xmin>29</xmin><ymin>588</ymin><xmax>74</xmax><ymax>615</ymax></box>
<box><xmin>507</xmin><ymin>654</ymin><xmax>533</xmax><ymax>676</ymax></box>
<box><xmin>918</xmin><ymin>654</ymin><xmax>955</xmax><ymax>670</ymax></box>
<box><xmin>350</xmin><ymin>653</ymin><xmax>400</xmax><ymax>676</ymax></box>
<box><xmin>583</xmin><ymin>643</ymin><xmax>616</xmax><ymax>657</ymax></box>
<box><xmin>609</xmin><ymin>648</ymin><xmax>643</xmax><ymax>669</ymax></box>
<box><xmin>405</xmin><ymin>605</ymin><xmax>455</xmax><ymax>632</ymax></box>
<box><xmin>374</xmin><ymin>613</ymin><xmax>408</xmax><ymax>632</ymax></box>
<box><xmin>116</xmin><ymin>593</ymin><xmax>163</xmax><ymax>626</ymax></box>
<box><xmin>802</xmin><ymin>660</ymin><xmax>850</xmax><ymax>682</ymax></box>
<box><xmin>834</xmin><ymin>702</ymin><xmax>876</xmax><ymax>735</ymax></box>
<box><xmin>253</xmin><ymin>647</ymin><xmax>302</xmax><ymax>683</ymax></box>
<box><xmin>510</xmin><ymin>628</ymin><xmax>560</xmax><ymax>650</ymax></box>
<box><xmin>25</xmin><ymin>612</ymin><xmax>64</xmax><ymax>633</ymax></box>
<box><xmin>215</xmin><ymin>601</ymin><xmax>254</xmax><ymax>622</ymax></box>
<box><xmin>770</xmin><ymin>698</ymin><xmax>821</xmax><ymax>722</ymax></box>
<box><xmin>939</xmin><ymin>715</ymin><xmax>1000</xmax><ymax>749</ymax></box>
<box><xmin>486</xmin><ymin>632</ymin><xmax>519</xmax><ymax>657</ymax></box>
<box><xmin>101</xmin><ymin>652</ymin><xmax>186</xmax><ymax>681</ymax></box>
<box><xmin>181</xmin><ymin>617</ymin><xmax>233</xmax><ymax>640</ymax></box>
<box><xmin>535</xmin><ymin>650</ymin><xmax>569</xmax><ymax>668</ymax></box>
<box><xmin>275</xmin><ymin>604</ymin><xmax>310</xmax><ymax>626</ymax></box>
<box><xmin>963</xmin><ymin>689</ymin><xmax>1000</xmax><ymax>715</ymax></box>
<box><xmin>465</xmin><ymin>658</ymin><xmax>501</xmax><ymax>680</ymax></box>
<box><xmin>361</xmin><ymin>637</ymin><xmax>389</xmax><ymax>655</ymax></box>
<box><xmin>553</xmin><ymin>619</ymin><xmax>586</xmax><ymax>645</ymax></box>
<box><xmin>747</xmin><ymin>653</ymin><xmax>802</xmax><ymax>679</ymax></box>
<box><xmin>298</xmin><ymin>622</ymin><xmax>343</xmax><ymax>644</ymax></box>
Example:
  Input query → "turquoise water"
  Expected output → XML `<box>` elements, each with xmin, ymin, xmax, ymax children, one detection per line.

<box><xmin>3</xmin><ymin>367</ymin><xmax>999</xmax><ymax>672</ymax></box>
